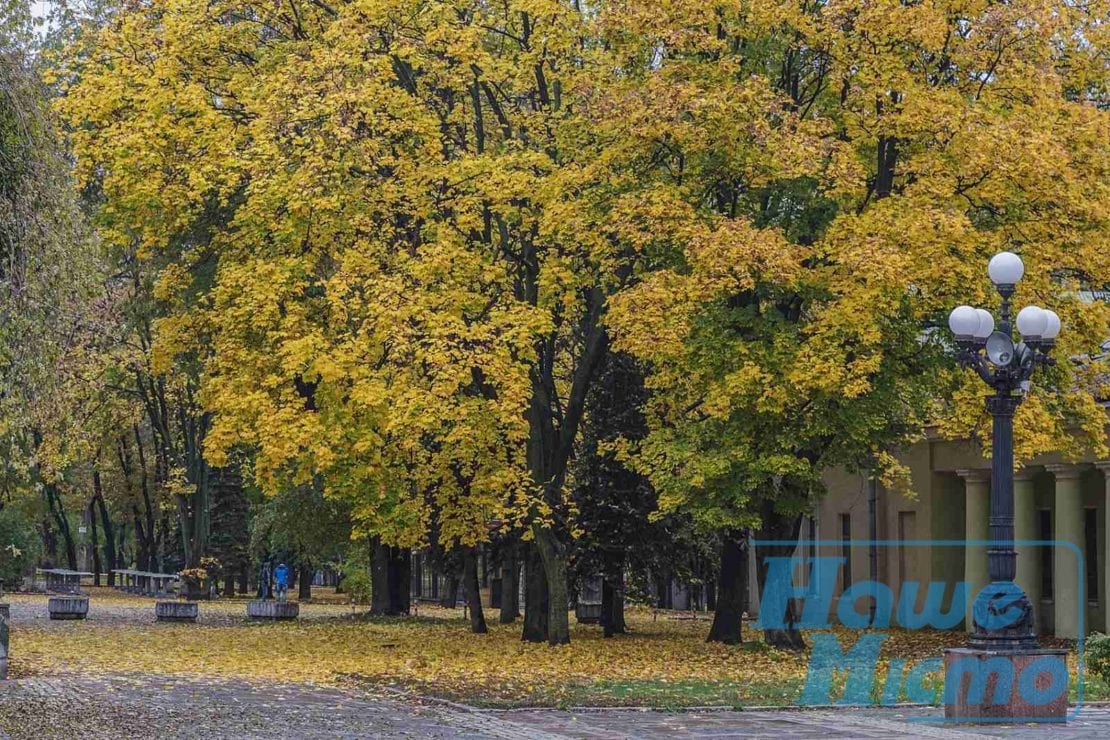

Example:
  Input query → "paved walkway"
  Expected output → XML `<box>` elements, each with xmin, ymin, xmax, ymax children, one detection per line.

<box><xmin>502</xmin><ymin>705</ymin><xmax>1110</xmax><ymax>739</ymax></box>
<box><xmin>0</xmin><ymin>674</ymin><xmax>564</xmax><ymax>739</ymax></box>
<box><xmin>3</xmin><ymin>596</ymin><xmax>1108</xmax><ymax>738</ymax></box>
<box><xmin>2</xmin><ymin>594</ymin><xmax>353</xmax><ymax>626</ymax></box>
<box><xmin>2</xmin><ymin>674</ymin><xmax>1110</xmax><ymax>739</ymax></box>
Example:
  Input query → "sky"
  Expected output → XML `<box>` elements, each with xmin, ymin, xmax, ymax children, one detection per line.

<box><xmin>29</xmin><ymin>1</ymin><xmax>55</xmax><ymax>38</ymax></box>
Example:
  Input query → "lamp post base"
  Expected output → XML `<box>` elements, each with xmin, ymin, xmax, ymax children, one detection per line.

<box><xmin>943</xmin><ymin>647</ymin><xmax>1068</xmax><ymax>723</ymax></box>
<box><xmin>968</xmin><ymin>581</ymin><xmax>1038</xmax><ymax>651</ymax></box>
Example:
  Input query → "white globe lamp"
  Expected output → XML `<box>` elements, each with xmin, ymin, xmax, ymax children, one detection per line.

<box><xmin>974</xmin><ymin>309</ymin><xmax>995</xmax><ymax>340</ymax></box>
<box><xmin>948</xmin><ymin>306</ymin><xmax>980</xmax><ymax>340</ymax></box>
<box><xmin>988</xmin><ymin>252</ymin><xmax>1025</xmax><ymax>287</ymax></box>
<box><xmin>1016</xmin><ymin>305</ymin><xmax>1048</xmax><ymax>339</ymax></box>
<box><xmin>1042</xmin><ymin>310</ymin><xmax>1061</xmax><ymax>340</ymax></box>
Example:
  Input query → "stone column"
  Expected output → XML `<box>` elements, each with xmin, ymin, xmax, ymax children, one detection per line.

<box><xmin>958</xmin><ymin>469</ymin><xmax>990</xmax><ymax>632</ymax></box>
<box><xmin>1098</xmin><ymin>462</ymin><xmax>1110</xmax><ymax>634</ymax></box>
<box><xmin>1047</xmin><ymin>464</ymin><xmax>1083</xmax><ymax>639</ymax></box>
<box><xmin>1013</xmin><ymin>469</ymin><xmax>1041</xmax><ymax>630</ymax></box>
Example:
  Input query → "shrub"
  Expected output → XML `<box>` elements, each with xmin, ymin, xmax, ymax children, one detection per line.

<box><xmin>1086</xmin><ymin>632</ymin><xmax>1110</xmax><ymax>682</ymax></box>
<box><xmin>0</xmin><ymin>506</ymin><xmax>40</xmax><ymax>588</ymax></box>
<box><xmin>339</xmin><ymin>565</ymin><xmax>371</xmax><ymax>605</ymax></box>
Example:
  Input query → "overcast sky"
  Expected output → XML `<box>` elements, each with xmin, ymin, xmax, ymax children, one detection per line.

<box><xmin>31</xmin><ymin>1</ymin><xmax>51</xmax><ymax>23</ymax></box>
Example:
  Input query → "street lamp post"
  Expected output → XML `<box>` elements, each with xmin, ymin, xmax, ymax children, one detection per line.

<box><xmin>947</xmin><ymin>252</ymin><xmax>1061</xmax><ymax>651</ymax></box>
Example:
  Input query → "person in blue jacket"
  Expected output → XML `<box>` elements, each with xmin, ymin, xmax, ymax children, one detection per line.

<box><xmin>274</xmin><ymin>562</ymin><xmax>289</xmax><ymax>601</ymax></box>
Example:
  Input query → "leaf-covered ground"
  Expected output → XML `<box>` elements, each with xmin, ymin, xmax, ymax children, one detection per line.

<box><xmin>2</xmin><ymin>589</ymin><xmax>1090</xmax><ymax>708</ymax></box>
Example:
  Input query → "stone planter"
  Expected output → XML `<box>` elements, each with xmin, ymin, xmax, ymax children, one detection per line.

<box><xmin>247</xmin><ymin>600</ymin><xmax>298</xmax><ymax>620</ymax></box>
<box><xmin>155</xmin><ymin>601</ymin><xmax>198</xmax><ymax>623</ymax></box>
<box><xmin>48</xmin><ymin>595</ymin><xmax>89</xmax><ymax>620</ymax></box>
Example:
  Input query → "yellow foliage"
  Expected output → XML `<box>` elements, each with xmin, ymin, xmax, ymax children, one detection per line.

<box><xmin>56</xmin><ymin>0</ymin><xmax>1110</xmax><ymax>549</ymax></box>
<box><xmin>0</xmin><ymin>593</ymin><xmax>976</xmax><ymax>707</ymax></box>
<box><xmin>14</xmin><ymin>591</ymin><xmax>1094</xmax><ymax>708</ymax></box>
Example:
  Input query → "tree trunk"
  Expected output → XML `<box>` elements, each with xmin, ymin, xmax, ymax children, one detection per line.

<box><xmin>464</xmin><ymin>549</ymin><xmax>487</xmax><ymax>634</ymax></box>
<box><xmin>157</xmin><ymin>513</ymin><xmax>171</xmax><ymax>572</ymax></box>
<box><xmin>93</xmin><ymin>474</ymin><xmax>116</xmax><ymax>587</ymax></box>
<box><xmin>439</xmin><ymin>574</ymin><xmax>459</xmax><ymax>608</ymax></box>
<box><xmin>46</xmin><ymin>485</ymin><xmax>77</xmax><ymax>570</ymax></box>
<box><xmin>600</xmin><ymin>577</ymin><xmax>613</xmax><ymax>635</ymax></box>
<box><xmin>601</xmin><ymin>550</ymin><xmax>626</xmax><ymax>638</ymax></box>
<box><xmin>522</xmin><ymin>286</ymin><xmax>608</xmax><ymax>646</ymax></box>
<box><xmin>499</xmin><ymin>542</ymin><xmax>520</xmax><ymax>624</ymax></box>
<box><xmin>370</xmin><ymin>538</ymin><xmax>410</xmax><ymax>615</ymax></box>
<box><xmin>237</xmin><ymin>564</ymin><xmax>249</xmax><ymax>595</ymax></box>
<box><xmin>132</xmin><ymin>507</ymin><xmax>150</xmax><ymax>571</ymax></box>
<box><xmin>876</xmin><ymin>135</ymin><xmax>898</xmax><ymax>199</ymax></box>
<box><xmin>396</xmin><ymin>549</ymin><xmax>411</xmax><ymax>613</ymax></box>
<box><xmin>176</xmin><ymin>493</ymin><xmax>196</xmax><ymax>568</ymax></box>
<box><xmin>532</xmin><ymin>526</ymin><xmax>570</xmax><ymax>645</ymax></box>
<box><xmin>224</xmin><ymin>573</ymin><xmax>235</xmax><ymax>598</ymax></box>
<box><xmin>522</xmin><ymin>543</ymin><xmax>548</xmax><ymax>642</ymax></box>
<box><xmin>755</xmin><ymin>504</ymin><xmax>806</xmax><ymax>650</ymax></box>
<box><xmin>133</xmin><ymin>425</ymin><xmax>156</xmax><ymax>571</ymax></box>
<box><xmin>89</xmin><ymin>505</ymin><xmax>101</xmax><ymax>587</ymax></box>
<box><xmin>370</xmin><ymin>538</ymin><xmax>390</xmax><ymax>614</ymax></box>
<box><xmin>707</xmin><ymin>530</ymin><xmax>747</xmax><ymax>644</ymax></box>
<box><xmin>41</xmin><ymin>520</ymin><xmax>58</xmax><ymax>567</ymax></box>
<box><xmin>119</xmin><ymin>432</ymin><xmax>151</xmax><ymax>572</ymax></box>
<box><xmin>117</xmin><ymin>524</ymin><xmax>129</xmax><ymax>571</ymax></box>
<box><xmin>298</xmin><ymin>563</ymin><xmax>312</xmax><ymax>601</ymax></box>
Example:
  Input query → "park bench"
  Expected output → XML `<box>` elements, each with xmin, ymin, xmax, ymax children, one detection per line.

<box><xmin>35</xmin><ymin>568</ymin><xmax>93</xmax><ymax>594</ymax></box>
<box><xmin>111</xmin><ymin>569</ymin><xmax>181</xmax><ymax>597</ymax></box>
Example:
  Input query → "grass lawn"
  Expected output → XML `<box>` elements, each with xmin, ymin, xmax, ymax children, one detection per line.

<box><xmin>4</xmin><ymin>589</ymin><xmax>1093</xmax><ymax>708</ymax></box>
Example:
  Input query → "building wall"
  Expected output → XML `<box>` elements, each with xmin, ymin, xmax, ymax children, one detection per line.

<box><xmin>816</xmin><ymin>431</ymin><xmax>1110</xmax><ymax>638</ymax></box>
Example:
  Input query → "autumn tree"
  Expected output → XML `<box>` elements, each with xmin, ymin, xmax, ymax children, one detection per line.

<box><xmin>606</xmin><ymin>0</ymin><xmax>1110</xmax><ymax>648</ymax></box>
<box><xmin>570</xmin><ymin>351</ymin><xmax>714</xmax><ymax>637</ymax></box>
<box><xmin>57</xmin><ymin>0</ymin><xmax>1110</xmax><ymax>647</ymax></box>
<box><xmin>58</xmin><ymin>0</ymin><xmax>647</xmax><ymax>645</ymax></box>
<box><xmin>0</xmin><ymin>2</ymin><xmax>103</xmax><ymax>571</ymax></box>
<box><xmin>208</xmin><ymin>456</ymin><xmax>252</xmax><ymax>595</ymax></box>
<box><xmin>45</xmin><ymin>1</ymin><xmax>259</xmax><ymax>592</ymax></box>
<box><xmin>250</xmin><ymin>479</ymin><xmax>350</xmax><ymax>601</ymax></box>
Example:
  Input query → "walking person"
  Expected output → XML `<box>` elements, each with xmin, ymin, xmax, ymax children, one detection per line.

<box><xmin>274</xmin><ymin>562</ymin><xmax>289</xmax><ymax>601</ymax></box>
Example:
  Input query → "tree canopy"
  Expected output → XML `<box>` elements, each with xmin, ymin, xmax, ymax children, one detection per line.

<box><xmin>25</xmin><ymin>0</ymin><xmax>1110</xmax><ymax>646</ymax></box>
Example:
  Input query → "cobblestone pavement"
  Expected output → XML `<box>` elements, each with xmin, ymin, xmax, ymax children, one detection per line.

<box><xmin>6</xmin><ymin>596</ymin><xmax>1110</xmax><ymax>739</ymax></box>
<box><xmin>0</xmin><ymin>674</ymin><xmax>568</xmax><ymax>739</ymax></box>
<box><xmin>500</xmin><ymin>705</ymin><xmax>1110</xmax><ymax>739</ymax></box>
<box><xmin>4</xmin><ymin>674</ymin><xmax>1110</xmax><ymax>740</ymax></box>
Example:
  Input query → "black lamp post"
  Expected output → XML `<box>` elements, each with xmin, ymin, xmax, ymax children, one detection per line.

<box><xmin>948</xmin><ymin>251</ymin><xmax>1061</xmax><ymax>651</ymax></box>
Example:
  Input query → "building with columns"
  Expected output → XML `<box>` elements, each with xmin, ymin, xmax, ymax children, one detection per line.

<box><xmin>809</xmin><ymin>431</ymin><xmax>1109</xmax><ymax>640</ymax></box>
